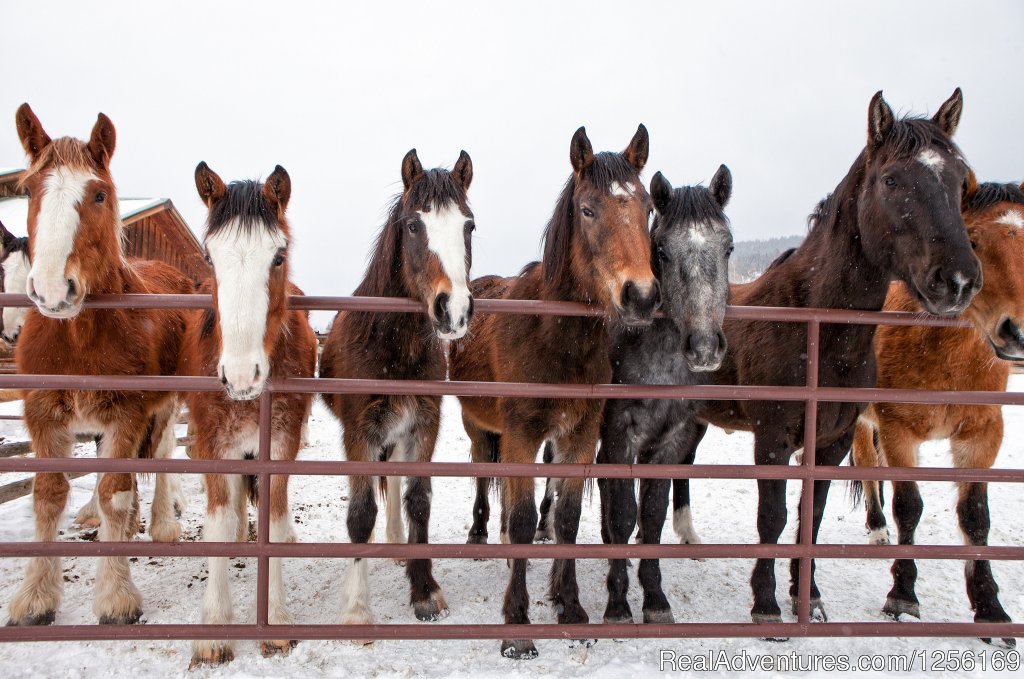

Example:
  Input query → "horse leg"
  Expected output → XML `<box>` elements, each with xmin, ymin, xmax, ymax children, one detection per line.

<box><xmin>878</xmin><ymin>426</ymin><xmax>923</xmax><ymax>620</ymax></box>
<box><xmin>549</xmin><ymin>422</ymin><xmax>598</xmax><ymax>636</ymax></box>
<box><xmin>339</xmin><ymin>472</ymin><xmax>378</xmax><ymax>625</ymax></box>
<box><xmin>852</xmin><ymin>419</ymin><xmax>889</xmax><ymax>544</ymax></box>
<box><xmin>260</xmin><ymin>428</ymin><xmax>302</xmax><ymax>658</ymax></box>
<box><xmin>637</xmin><ymin>476</ymin><xmax>673</xmax><ymax>623</ymax></box>
<box><xmin>672</xmin><ymin>420</ymin><xmax>707</xmax><ymax>546</ymax></box>
<box><xmin>750</xmin><ymin>425</ymin><xmax>795</xmax><ymax>628</ymax></box>
<box><xmin>403</xmin><ymin>408</ymin><xmax>448</xmax><ymax>622</ymax></box>
<box><xmin>150</xmin><ymin>401</ymin><xmax>185</xmax><ymax>543</ymax></box>
<box><xmin>92</xmin><ymin>421</ymin><xmax>147</xmax><ymax>625</ymax></box>
<box><xmin>465</xmin><ymin>417</ymin><xmax>497</xmax><ymax>545</ymax></box>
<box><xmin>7</xmin><ymin>399</ymin><xmax>73</xmax><ymax>626</ymax></box>
<box><xmin>535</xmin><ymin>442</ymin><xmax>557</xmax><ymax>543</ymax></box>
<box><xmin>788</xmin><ymin>433</ymin><xmax>853</xmax><ymax>623</ymax></box>
<box><xmin>498</xmin><ymin>428</ymin><xmax>545</xmax><ymax>659</ymax></box>
<box><xmin>952</xmin><ymin>415</ymin><xmax>1014</xmax><ymax>648</ymax></box>
<box><xmin>596</xmin><ymin>409</ymin><xmax>638</xmax><ymax>625</ymax></box>
<box><xmin>73</xmin><ymin>436</ymin><xmax>103</xmax><ymax>529</ymax></box>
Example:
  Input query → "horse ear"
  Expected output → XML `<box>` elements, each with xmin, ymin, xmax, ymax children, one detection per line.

<box><xmin>650</xmin><ymin>171</ymin><xmax>672</xmax><ymax>213</ymax></box>
<box><xmin>0</xmin><ymin>218</ymin><xmax>16</xmax><ymax>251</ymax></box>
<box><xmin>932</xmin><ymin>87</ymin><xmax>964</xmax><ymax>138</ymax></box>
<box><xmin>867</xmin><ymin>90</ymin><xmax>894</xmax><ymax>149</ymax></box>
<box><xmin>401</xmin><ymin>149</ymin><xmax>424</xmax><ymax>191</ymax></box>
<box><xmin>194</xmin><ymin>161</ymin><xmax>226</xmax><ymax>208</ymax></box>
<box><xmin>569</xmin><ymin>126</ymin><xmax>594</xmax><ymax>174</ymax></box>
<box><xmin>624</xmin><ymin>124</ymin><xmax>649</xmax><ymax>172</ymax></box>
<box><xmin>15</xmin><ymin>103</ymin><xmax>51</xmax><ymax>161</ymax></box>
<box><xmin>263</xmin><ymin>165</ymin><xmax>292</xmax><ymax>213</ymax></box>
<box><xmin>961</xmin><ymin>167</ymin><xmax>978</xmax><ymax>210</ymax></box>
<box><xmin>87</xmin><ymin>113</ymin><xmax>117</xmax><ymax>168</ymax></box>
<box><xmin>710</xmin><ymin>164</ymin><xmax>732</xmax><ymax>208</ymax></box>
<box><xmin>452</xmin><ymin>150</ymin><xmax>473</xmax><ymax>191</ymax></box>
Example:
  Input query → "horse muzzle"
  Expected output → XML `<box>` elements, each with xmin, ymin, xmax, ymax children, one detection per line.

<box><xmin>26</xmin><ymin>275</ymin><xmax>85</xmax><ymax>319</ymax></box>
<box><xmin>219</xmin><ymin>359</ymin><xmax>269</xmax><ymax>401</ymax></box>
<box><xmin>615</xmin><ymin>279</ymin><xmax>660</xmax><ymax>327</ymax></box>
<box><xmin>913</xmin><ymin>263</ymin><xmax>982</xmax><ymax>317</ymax></box>
<box><xmin>431</xmin><ymin>290</ymin><xmax>473</xmax><ymax>341</ymax></box>
<box><xmin>684</xmin><ymin>328</ymin><xmax>727</xmax><ymax>372</ymax></box>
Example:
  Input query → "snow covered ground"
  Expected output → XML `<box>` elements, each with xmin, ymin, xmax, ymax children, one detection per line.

<box><xmin>0</xmin><ymin>380</ymin><xmax>1022</xmax><ymax>678</ymax></box>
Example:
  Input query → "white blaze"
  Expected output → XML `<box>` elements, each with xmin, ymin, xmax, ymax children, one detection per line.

<box><xmin>29</xmin><ymin>167</ymin><xmax>95</xmax><ymax>310</ymax></box>
<box><xmin>917</xmin><ymin>149</ymin><xmax>945</xmax><ymax>176</ymax></box>
<box><xmin>996</xmin><ymin>210</ymin><xmax>1024</xmax><ymax>229</ymax></box>
<box><xmin>610</xmin><ymin>181</ymin><xmax>636</xmax><ymax>198</ymax></box>
<box><xmin>205</xmin><ymin>221</ymin><xmax>286</xmax><ymax>399</ymax></box>
<box><xmin>419</xmin><ymin>203</ymin><xmax>471</xmax><ymax>340</ymax></box>
<box><xmin>2</xmin><ymin>249</ymin><xmax>30</xmax><ymax>340</ymax></box>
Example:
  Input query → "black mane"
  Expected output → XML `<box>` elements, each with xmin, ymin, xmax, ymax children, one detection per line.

<box><xmin>657</xmin><ymin>185</ymin><xmax>727</xmax><ymax>229</ymax></box>
<box><xmin>542</xmin><ymin>151</ymin><xmax>641</xmax><ymax>286</ymax></box>
<box><xmin>966</xmin><ymin>182</ymin><xmax>1024</xmax><ymax>213</ymax></box>
<box><xmin>2</xmin><ymin>236</ymin><xmax>29</xmax><ymax>258</ymax></box>
<box><xmin>354</xmin><ymin>168</ymin><xmax>466</xmax><ymax>298</ymax></box>
<box><xmin>206</xmin><ymin>180</ymin><xmax>278</xmax><ymax>236</ymax></box>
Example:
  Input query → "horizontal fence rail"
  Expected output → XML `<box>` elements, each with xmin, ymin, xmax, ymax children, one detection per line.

<box><xmin>0</xmin><ymin>292</ymin><xmax>1020</xmax><ymax>646</ymax></box>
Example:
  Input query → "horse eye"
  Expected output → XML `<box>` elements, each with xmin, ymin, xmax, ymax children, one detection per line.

<box><xmin>204</xmin><ymin>252</ymin><xmax>212</xmax><ymax>264</ymax></box>
<box><xmin>466</xmin><ymin>221</ymin><xmax>476</xmax><ymax>233</ymax></box>
<box><xmin>883</xmin><ymin>176</ymin><xmax>896</xmax><ymax>187</ymax></box>
<box><xmin>727</xmin><ymin>245</ymin><xmax>735</xmax><ymax>256</ymax></box>
<box><xmin>408</xmin><ymin>221</ymin><xmax>420</xmax><ymax>233</ymax></box>
<box><xmin>272</xmin><ymin>253</ymin><xmax>285</xmax><ymax>267</ymax></box>
<box><xmin>94</xmin><ymin>191</ymin><xmax>106</xmax><ymax>204</ymax></box>
<box><xmin>581</xmin><ymin>207</ymin><xmax>595</xmax><ymax>218</ymax></box>
<box><xmin>970</xmin><ymin>240</ymin><xmax>978</xmax><ymax>250</ymax></box>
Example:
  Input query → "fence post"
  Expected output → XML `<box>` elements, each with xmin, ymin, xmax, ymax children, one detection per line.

<box><xmin>256</xmin><ymin>389</ymin><xmax>273</xmax><ymax>628</ymax></box>
<box><xmin>797</xmin><ymin>319</ymin><xmax>820</xmax><ymax>627</ymax></box>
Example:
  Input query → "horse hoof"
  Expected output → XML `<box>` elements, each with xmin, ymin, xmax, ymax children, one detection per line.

<box><xmin>533</xmin><ymin>529</ymin><xmax>554</xmax><ymax>543</ymax></box>
<box><xmin>75</xmin><ymin>517</ymin><xmax>101</xmax><ymax>529</ymax></box>
<box><xmin>643</xmin><ymin>608</ymin><xmax>675</xmax><ymax>624</ymax></box>
<box><xmin>260</xmin><ymin>639</ymin><xmax>297</xmax><ymax>658</ymax></box>
<box><xmin>466</xmin><ymin>533</ymin><xmax>488</xmax><ymax>545</ymax></box>
<box><xmin>882</xmin><ymin>597</ymin><xmax>920</xmax><ymax>621</ymax></box>
<box><xmin>392</xmin><ymin>559</ymin><xmax>407</xmax><ymax>567</ymax></box>
<box><xmin>500</xmin><ymin>639</ymin><xmax>538</xmax><ymax>659</ymax></box>
<box><xmin>6</xmin><ymin>610</ymin><xmax>56</xmax><ymax>627</ymax></box>
<box><xmin>567</xmin><ymin>638</ymin><xmax>597</xmax><ymax>649</ymax></box>
<box><xmin>981</xmin><ymin>637</ymin><xmax>1016</xmax><ymax>649</ymax></box>
<box><xmin>868</xmin><ymin>527</ymin><xmax>891</xmax><ymax>545</ymax></box>
<box><xmin>791</xmin><ymin>598</ymin><xmax>828</xmax><ymax>622</ymax></box>
<box><xmin>556</xmin><ymin>603</ymin><xmax>589</xmax><ymax>626</ymax></box>
<box><xmin>189</xmin><ymin>643</ymin><xmax>234</xmax><ymax>669</ymax></box>
<box><xmin>149</xmin><ymin>519</ymin><xmax>182</xmax><ymax>543</ymax></box>
<box><xmin>413</xmin><ymin>592</ymin><xmax>449</xmax><ymax>621</ymax></box>
<box><xmin>752</xmin><ymin>612</ymin><xmax>788</xmax><ymax>640</ymax></box>
<box><xmin>603</xmin><ymin>613</ymin><xmax>634</xmax><ymax>625</ymax></box>
<box><xmin>98</xmin><ymin>609</ymin><xmax>143</xmax><ymax>625</ymax></box>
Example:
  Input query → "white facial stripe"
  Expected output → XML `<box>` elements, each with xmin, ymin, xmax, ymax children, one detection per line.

<box><xmin>610</xmin><ymin>181</ymin><xmax>636</xmax><ymax>198</ymax></box>
<box><xmin>917</xmin><ymin>149</ymin><xmax>945</xmax><ymax>176</ymax></box>
<box><xmin>419</xmin><ymin>204</ymin><xmax>471</xmax><ymax>329</ymax></box>
<box><xmin>996</xmin><ymin>210</ymin><xmax>1024</xmax><ymax>229</ymax></box>
<box><xmin>206</xmin><ymin>221</ymin><xmax>286</xmax><ymax>394</ymax></box>
<box><xmin>2</xmin><ymin>250</ymin><xmax>30</xmax><ymax>338</ymax></box>
<box><xmin>30</xmin><ymin>167</ymin><xmax>96</xmax><ymax>305</ymax></box>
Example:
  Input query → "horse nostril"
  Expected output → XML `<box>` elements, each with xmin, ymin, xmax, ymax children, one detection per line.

<box><xmin>253</xmin><ymin>364</ymin><xmax>261</xmax><ymax>381</ymax></box>
<box><xmin>716</xmin><ymin>330</ymin><xmax>728</xmax><ymax>355</ymax></box>
<box><xmin>219</xmin><ymin>366</ymin><xmax>227</xmax><ymax>386</ymax></box>
<box><xmin>66</xmin><ymin>278</ymin><xmax>77</xmax><ymax>299</ymax></box>
<box><xmin>433</xmin><ymin>292</ymin><xmax>450</xmax><ymax>325</ymax></box>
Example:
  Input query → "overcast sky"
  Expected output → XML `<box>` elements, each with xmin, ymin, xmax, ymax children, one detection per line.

<box><xmin>2</xmin><ymin>1</ymin><xmax>1023</xmax><ymax>328</ymax></box>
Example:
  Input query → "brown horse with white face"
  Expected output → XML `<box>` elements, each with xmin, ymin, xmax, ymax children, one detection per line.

<box><xmin>851</xmin><ymin>179</ymin><xmax>1024</xmax><ymax>648</ymax></box>
<box><xmin>6</xmin><ymin>105</ymin><xmax>192</xmax><ymax>627</ymax></box>
<box><xmin>319</xmin><ymin>149</ymin><xmax>474</xmax><ymax>626</ymax></box>
<box><xmin>179</xmin><ymin>163</ymin><xmax>317</xmax><ymax>667</ymax></box>
<box><xmin>450</xmin><ymin>125</ymin><xmax>659</xmax><ymax>658</ymax></box>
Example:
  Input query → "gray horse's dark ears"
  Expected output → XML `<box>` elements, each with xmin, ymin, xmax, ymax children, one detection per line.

<box><xmin>650</xmin><ymin>171</ymin><xmax>673</xmax><ymax>213</ymax></box>
<box><xmin>710</xmin><ymin>165</ymin><xmax>732</xmax><ymax>208</ymax></box>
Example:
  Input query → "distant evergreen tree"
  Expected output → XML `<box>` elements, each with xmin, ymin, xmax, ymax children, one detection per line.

<box><xmin>728</xmin><ymin>235</ymin><xmax>804</xmax><ymax>282</ymax></box>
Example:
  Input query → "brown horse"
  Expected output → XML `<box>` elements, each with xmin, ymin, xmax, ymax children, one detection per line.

<box><xmin>851</xmin><ymin>180</ymin><xmax>1024</xmax><ymax>648</ymax></box>
<box><xmin>6</xmin><ymin>105</ymin><xmax>192</xmax><ymax>627</ymax></box>
<box><xmin>179</xmin><ymin>163</ymin><xmax>316</xmax><ymax>667</ymax></box>
<box><xmin>319</xmin><ymin>149</ymin><xmax>474</xmax><ymax>625</ymax></box>
<box><xmin>670</xmin><ymin>90</ymin><xmax>981</xmax><ymax>630</ymax></box>
<box><xmin>450</xmin><ymin>125</ymin><xmax>659</xmax><ymax>658</ymax></box>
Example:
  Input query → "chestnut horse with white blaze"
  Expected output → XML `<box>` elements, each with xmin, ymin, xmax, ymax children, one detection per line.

<box><xmin>319</xmin><ymin>149</ymin><xmax>474</xmax><ymax>625</ymax></box>
<box><xmin>851</xmin><ymin>179</ymin><xmax>1024</xmax><ymax>648</ymax></box>
<box><xmin>179</xmin><ymin>163</ymin><xmax>317</xmax><ymax>667</ymax></box>
<box><xmin>6</xmin><ymin>105</ymin><xmax>192</xmax><ymax>627</ymax></box>
<box><xmin>450</xmin><ymin>126</ymin><xmax>659</xmax><ymax>658</ymax></box>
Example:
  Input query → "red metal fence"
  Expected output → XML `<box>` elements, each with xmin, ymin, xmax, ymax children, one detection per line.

<box><xmin>0</xmin><ymin>291</ymin><xmax>1022</xmax><ymax>644</ymax></box>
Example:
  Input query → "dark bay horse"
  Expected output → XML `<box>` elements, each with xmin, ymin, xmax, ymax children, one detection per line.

<box><xmin>319</xmin><ymin>149</ymin><xmax>474</xmax><ymax>625</ymax></box>
<box><xmin>450</xmin><ymin>126</ymin><xmax>660</xmax><ymax>658</ymax></box>
<box><xmin>180</xmin><ymin>163</ymin><xmax>317</xmax><ymax>667</ymax></box>
<box><xmin>598</xmin><ymin>166</ymin><xmax>733</xmax><ymax>626</ymax></box>
<box><xmin>672</xmin><ymin>89</ymin><xmax>982</xmax><ymax>628</ymax></box>
<box><xmin>6</xmin><ymin>105</ymin><xmax>192</xmax><ymax>626</ymax></box>
<box><xmin>851</xmin><ymin>180</ymin><xmax>1024</xmax><ymax>648</ymax></box>
<box><xmin>1</xmin><ymin>219</ymin><xmax>30</xmax><ymax>345</ymax></box>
